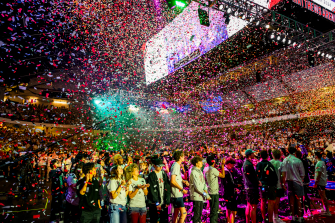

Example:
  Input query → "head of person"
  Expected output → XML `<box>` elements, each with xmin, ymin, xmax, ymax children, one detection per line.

<box><xmin>295</xmin><ymin>150</ymin><xmax>302</xmax><ymax>159</ymax></box>
<box><xmin>191</xmin><ymin>156</ymin><xmax>203</xmax><ymax>169</ymax></box>
<box><xmin>260</xmin><ymin>150</ymin><xmax>268</xmax><ymax>160</ymax></box>
<box><xmin>326</xmin><ymin>151</ymin><xmax>333</xmax><ymax>159</ymax></box>
<box><xmin>152</xmin><ymin>158</ymin><xmax>164</xmax><ymax>172</ymax></box>
<box><xmin>173</xmin><ymin>150</ymin><xmax>184</xmax><ymax>162</ymax></box>
<box><xmin>315</xmin><ymin>151</ymin><xmax>323</xmax><ymax>160</ymax></box>
<box><xmin>245</xmin><ymin>149</ymin><xmax>256</xmax><ymax>159</ymax></box>
<box><xmin>225</xmin><ymin>157</ymin><xmax>236</xmax><ymax>170</ymax></box>
<box><xmin>206</xmin><ymin>155</ymin><xmax>215</xmax><ymax>166</ymax></box>
<box><xmin>271</xmin><ymin>149</ymin><xmax>281</xmax><ymax>160</ymax></box>
<box><xmin>126</xmin><ymin>163</ymin><xmax>139</xmax><ymax>181</ymax></box>
<box><xmin>50</xmin><ymin>159</ymin><xmax>60</xmax><ymax>169</ymax></box>
<box><xmin>83</xmin><ymin>162</ymin><xmax>96</xmax><ymax>178</ymax></box>
<box><xmin>288</xmin><ymin>146</ymin><xmax>297</xmax><ymax>155</ymax></box>
<box><xmin>111</xmin><ymin>164</ymin><xmax>124</xmax><ymax>179</ymax></box>
<box><xmin>113</xmin><ymin>154</ymin><xmax>123</xmax><ymax>165</ymax></box>
<box><xmin>139</xmin><ymin>161</ymin><xmax>148</xmax><ymax>171</ymax></box>
<box><xmin>97</xmin><ymin>159</ymin><xmax>105</xmax><ymax>167</ymax></box>
<box><xmin>73</xmin><ymin>162</ymin><xmax>84</xmax><ymax>178</ymax></box>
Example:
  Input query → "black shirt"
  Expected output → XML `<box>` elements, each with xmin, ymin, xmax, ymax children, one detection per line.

<box><xmin>242</xmin><ymin>160</ymin><xmax>259</xmax><ymax>190</ymax></box>
<box><xmin>77</xmin><ymin>177</ymin><xmax>101</xmax><ymax>212</ymax></box>
<box><xmin>49</xmin><ymin>168</ymin><xmax>64</xmax><ymax>195</ymax></box>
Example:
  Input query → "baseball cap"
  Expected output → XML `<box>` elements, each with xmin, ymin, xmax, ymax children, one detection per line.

<box><xmin>245</xmin><ymin>149</ymin><xmax>256</xmax><ymax>156</ymax></box>
<box><xmin>152</xmin><ymin>158</ymin><xmax>164</xmax><ymax>167</ymax></box>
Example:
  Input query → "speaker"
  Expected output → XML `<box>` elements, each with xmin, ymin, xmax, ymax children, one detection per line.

<box><xmin>198</xmin><ymin>8</ymin><xmax>210</xmax><ymax>26</ymax></box>
<box><xmin>308</xmin><ymin>51</ymin><xmax>315</xmax><ymax>67</ymax></box>
<box><xmin>256</xmin><ymin>70</ymin><xmax>261</xmax><ymax>83</ymax></box>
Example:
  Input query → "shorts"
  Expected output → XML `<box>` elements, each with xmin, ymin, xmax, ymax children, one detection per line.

<box><xmin>171</xmin><ymin>197</ymin><xmax>185</xmax><ymax>208</ymax></box>
<box><xmin>246</xmin><ymin>189</ymin><xmax>259</xmax><ymax>205</ymax></box>
<box><xmin>129</xmin><ymin>207</ymin><xmax>147</xmax><ymax>215</ymax></box>
<box><xmin>260</xmin><ymin>185</ymin><xmax>276</xmax><ymax>201</ymax></box>
<box><xmin>286</xmin><ymin>180</ymin><xmax>304</xmax><ymax>197</ymax></box>
<box><xmin>276</xmin><ymin>188</ymin><xmax>285</xmax><ymax>198</ymax></box>
<box><xmin>225</xmin><ymin>196</ymin><xmax>237</xmax><ymax>211</ymax></box>
<box><xmin>317</xmin><ymin>185</ymin><xmax>326</xmax><ymax>191</ymax></box>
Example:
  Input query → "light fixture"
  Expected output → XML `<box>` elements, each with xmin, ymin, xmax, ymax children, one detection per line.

<box><xmin>329</xmin><ymin>55</ymin><xmax>333</xmax><ymax>59</ymax></box>
<box><xmin>234</xmin><ymin>11</ymin><xmax>238</xmax><ymax>16</ymax></box>
<box><xmin>256</xmin><ymin>21</ymin><xmax>260</xmax><ymax>26</ymax></box>
<box><xmin>242</xmin><ymin>14</ymin><xmax>246</xmax><ymax>19</ymax></box>
<box><xmin>282</xmin><ymin>38</ymin><xmax>286</xmax><ymax>43</ymax></box>
<box><xmin>277</xmin><ymin>36</ymin><xmax>281</xmax><ymax>41</ymax></box>
<box><xmin>270</xmin><ymin>34</ymin><xmax>275</xmax><ymax>39</ymax></box>
<box><xmin>317</xmin><ymin>51</ymin><xmax>321</xmax><ymax>55</ymax></box>
<box><xmin>287</xmin><ymin>40</ymin><xmax>291</xmax><ymax>44</ymax></box>
<box><xmin>265</xmin><ymin>24</ymin><xmax>270</xmax><ymax>28</ymax></box>
<box><xmin>326</xmin><ymin>54</ymin><xmax>329</xmax><ymax>58</ymax></box>
<box><xmin>321</xmin><ymin>52</ymin><xmax>325</xmax><ymax>57</ymax></box>
<box><xmin>227</xmin><ymin>8</ymin><xmax>232</xmax><ymax>14</ymax></box>
<box><xmin>54</xmin><ymin>100</ymin><xmax>67</xmax><ymax>104</ymax></box>
<box><xmin>219</xmin><ymin>5</ymin><xmax>224</xmax><ymax>10</ymax></box>
<box><xmin>250</xmin><ymin>17</ymin><xmax>254</xmax><ymax>22</ymax></box>
<box><xmin>175</xmin><ymin>1</ymin><xmax>186</xmax><ymax>7</ymax></box>
<box><xmin>129</xmin><ymin>105</ymin><xmax>139</xmax><ymax>112</ymax></box>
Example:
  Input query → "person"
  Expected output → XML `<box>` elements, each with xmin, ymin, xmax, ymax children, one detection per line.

<box><xmin>281</xmin><ymin>146</ymin><xmax>305</xmax><ymax>223</ymax></box>
<box><xmin>170</xmin><ymin>151</ymin><xmax>189</xmax><ymax>223</ymax></box>
<box><xmin>77</xmin><ymin>162</ymin><xmax>102</xmax><ymax>223</ymax></box>
<box><xmin>64</xmin><ymin>163</ymin><xmax>82</xmax><ymax>223</ymax></box>
<box><xmin>270</xmin><ymin>149</ymin><xmax>285</xmax><ymax>223</ymax></box>
<box><xmin>242</xmin><ymin>149</ymin><xmax>260</xmax><ymax>223</ymax></box>
<box><xmin>205</xmin><ymin>155</ymin><xmax>225</xmax><ymax>223</ymax></box>
<box><xmin>49</xmin><ymin>159</ymin><xmax>65</xmax><ymax>223</ymax></box>
<box><xmin>147</xmin><ymin>158</ymin><xmax>171</xmax><ymax>223</ymax></box>
<box><xmin>256</xmin><ymin>150</ymin><xmax>278</xmax><ymax>223</ymax></box>
<box><xmin>127</xmin><ymin>163</ymin><xmax>150</xmax><ymax>223</ymax></box>
<box><xmin>107</xmin><ymin>165</ymin><xmax>129</xmax><ymax>223</ymax></box>
<box><xmin>190</xmin><ymin>156</ymin><xmax>210</xmax><ymax>223</ymax></box>
<box><xmin>313</xmin><ymin>151</ymin><xmax>332</xmax><ymax>216</ymax></box>
<box><xmin>222</xmin><ymin>157</ymin><xmax>239</xmax><ymax>223</ymax></box>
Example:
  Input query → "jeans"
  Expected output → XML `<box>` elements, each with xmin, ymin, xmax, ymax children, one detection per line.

<box><xmin>80</xmin><ymin>209</ymin><xmax>101</xmax><ymax>223</ymax></box>
<box><xmin>192</xmin><ymin>201</ymin><xmax>204</xmax><ymax>223</ymax></box>
<box><xmin>109</xmin><ymin>203</ymin><xmax>127</xmax><ymax>223</ymax></box>
<box><xmin>149</xmin><ymin>204</ymin><xmax>169</xmax><ymax>223</ymax></box>
<box><xmin>129</xmin><ymin>207</ymin><xmax>147</xmax><ymax>223</ymax></box>
<box><xmin>50</xmin><ymin>194</ymin><xmax>62</xmax><ymax>221</ymax></box>
<box><xmin>209</xmin><ymin>194</ymin><xmax>219</xmax><ymax>223</ymax></box>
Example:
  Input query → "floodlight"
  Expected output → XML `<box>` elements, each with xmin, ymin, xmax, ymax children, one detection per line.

<box><xmin>227</xmin><ymin>8</ymin><xmax>232</xmax><ymax>14</ymax></box>
<box><xmin>219</xmin><ymin>5</ymin><xmax>224</xmax><ymax>10</ymax></box>
<box><xmin>265</xmin><ymin>24</ymin><xmax>270</xmax><ymax>28</ymax></box>
<box><xmin>277</xmin><ymin>36</ymin><xmax>281</xmax><ymax>41</ymax></box>
<box><xmin>175</xmin><ymin>1</ymin><xmax>186</xmax><ymax>7</ymax></box>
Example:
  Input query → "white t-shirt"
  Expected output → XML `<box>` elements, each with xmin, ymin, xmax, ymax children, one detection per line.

<box><xmin>129</xmin><ymin>178</ymin><xmax>147</xmax><ymax>208</ymax></box>
<box><xmin>170</xmin><ymin>162</ymin><xmax>183</xmax><ymax>198</ymax></box>
<box><xmin>107</xmin><ymin>179</ymin><xmax>127</xmax><ymax>206</ymax></box>
<box><xmin>205</xmin><ymin>166</ymin><xmax>220</xmax><ymax>195</ymax></box>
<box><xmin>155</xmin><ymin>170</ymin><xmax>164</xmax><ymax>205</ymax></box>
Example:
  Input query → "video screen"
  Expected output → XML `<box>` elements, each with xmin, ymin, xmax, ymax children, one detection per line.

<box><xmin>144</xmin><ymin>0</ymin><xmax>281</xmax><ymax>85</ymax></box>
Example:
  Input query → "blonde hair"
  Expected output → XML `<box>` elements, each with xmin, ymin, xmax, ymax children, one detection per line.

<box><xmin>125</xmin><ymin>163</ymin><xmax>139</xmax><ymax>181</ymax></box>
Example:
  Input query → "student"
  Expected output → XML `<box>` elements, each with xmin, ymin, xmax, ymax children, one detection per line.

<box><xmin>147</xmin><ymin>158</ymin><xmax>171</xmax><ymax>223</ymax></box>
<box><xmin>222</xmin><ymin>157</ymin><xmax>238</xmax><ymax>223</ymax></box>
<box><xmin>256</xmin><ymin>150</ymin><xmax>278</xmax><ymax>223</ymax></box>
<box><xmin>170</xmin><ymin>151</ymin><xmax>189</xmax><ymax>223</ymax></box>
<box><xmin>77</xmin><ymin>163</ymin><xmax>102</xmax><ymax>223</ymax></box>
<box><xmin>243</xmin><ymin>149</ymin><xmax>261</xmax><ymax>223</ymax></box>
<box><xmin>270</xmin><ymin>149</ymin><xmax>285</xmax><ymax>223</ymax></box>
<box><xmin>190</xmin><ymin>156</ymin><xmax>211</xmax><ymax>223</ymax></box>
<box><xmin>314</xmin><ymin>151</ymin><xmax>332</xmax><ymax>216</ymax></box>
<box><xmin>127</xmin><ymin>163</ymin><xmax>150</xmax><ymax>223</ymax></box>
<box><xmin>281</xmin><ymin>147</ymin><xmax>305</xmax><ymax>223</ymax></box>
<box><xmin>49</xmin><ymin>159</ymin><xmax>65</xmax><ymax>223</ymax></box>
<box><xmin>107</xmin><ymin>165</ymin><xmax>129</xmax><ymax>223</ymax></box>
<box><xmin>205</xmin><ymin>155</ymin><xmax>225</xmax><ymax>223</ymax></box>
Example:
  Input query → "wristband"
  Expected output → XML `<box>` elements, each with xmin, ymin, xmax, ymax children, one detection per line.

<box><xmin>203</xmin><ymin>192</ymin><xmax>207</xmax><ymax>197</ymax></box>
<box><xmin>156</xmin><ymin>202</ymin><xmax>160</xmax><ymax>206</ymax></box>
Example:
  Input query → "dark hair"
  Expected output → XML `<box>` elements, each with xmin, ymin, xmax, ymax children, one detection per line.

<box><xmin>260</xmin><ymin>150</ymin><xmax>268</xmax><ymax>160</ymax></box>
<box><xmin>272</xmin><ymin>149</ymin><xmax>281</xmax><ymax>160</ymax></box>
<box><xmin>206</xmin><ymin>155</ymin><xmax>215</xmax><ymax>166</ymax></box>
<box><xmin>83</xmin><ymin>162</ymin><xmax>95</xmax><ymax>175</ymax></box>
<box><xmin>326</xmin><ymin>151</ymin><xmax>333</xmax><ymax>159</ymax></box>
<box><xmin>288</xmin><ymin>146</ymin><xmax>296</xmax><ymax>155</ymax></box>
<box><xmin>315</xmin><ymin>151</ymin><xmax>322</xmax><ymax>159</ymax></box>
<box><xmin>225</xmin><ymin>157</ymin><xmax>236</xmax><ymax>165</ymax></box>
<box><xmin>173</xmin><ymin>151</ymin><xmax>184</xmax><ymax>162</ymax></box>
<box><xmin>191</xmin><ymin>156</ymin><xmax>203</xmax><ymax>166</ymax></box>
<box><xmin>50</xmin><ymin>159</ymin><xmax>57</xmax><ymax>168</ymax></box>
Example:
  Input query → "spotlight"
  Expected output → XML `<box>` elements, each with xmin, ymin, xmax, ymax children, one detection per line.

<box><xmin>318</xmin><ymin>51</ymin><xmax>321</xmax><ymax>55</ymax></box>
<box><xmin>321</xmin><ymin>52</ymin><xmax>325</xmax><ymax>57</ymax></box>
<box><xmin>250</xmin><ymin>17</ymin><xmax>254</xmax><ymax>22</ymax></box>
<box><xmin>326</xmin><ymin>54</ymin><xmax>329</xmax><ymax>58</ymax></box>
<box><xmin>270</xmin><ymin>33</ymin><xmax>275</xmax><ymax>39</ymax></box>
<box><xmin>282</xmin><ymin>38</ymin><xmax>286</xmax><ymax>43</ymax></box>
<box><xmin>329</xmin><ymin>55</ymin><xmax>333</xmax><ymax>59</ymax></box>
<box><xmin>242</xmin><ymin>14</ymin><xmax>246</xmax><ymax>19</ymax></box>
<box><xmin>256</xmin><ymin>21</ymin><xmax>260</xmax><ymax>26</ymax></box>
<box><xmin>234</xmin><ymin>11</ymin><xmax>238</xmax><ymax>16</ymax></box>
<box><xmin>129</xmin><ymin>105</ymin><xmax>139</xmax><ymax>112</ymax></box>
<box><xmin>277</xmin><ymin>35</ymin><xmax>281</xmax><ymax>41</ymax></box>
<box><xmin>227</xmin><ymin>8</ymin><xmax>232</xmax><ymax>14</ymax></box>
<box><xmin>287</xmin><ymin>40</ymin><xmax>291</xmax><ymax>44</ymax></box>
<box><xmin>265</xmin><ymin>24</ymin><xmax>270</xmax><ymax>28</ymax></box>
<box><xmin>175</xmin><ymin>1</ymin><xmax>186</xmax><ymax>7</ymax></box>
<box><xmin>219</xmin><ymin>5</ymin><xmax>224</xmax><ymax>10</ymax></box>
<box><xmin>293</xmin><ymin>42</ymin><xmax>296</xmax><ymax>46</ymax></box>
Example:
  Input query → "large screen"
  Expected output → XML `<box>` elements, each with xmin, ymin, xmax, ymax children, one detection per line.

<box><xmin>145</xmin><ymin>1</ymin><xmax>281</xmax><ymax>85</ymax></box>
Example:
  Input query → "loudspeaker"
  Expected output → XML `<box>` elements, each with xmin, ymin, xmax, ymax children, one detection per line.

<box><xmin>198</xmin><ymin>8</ymin><xmax>210</xmax><ymax>26</ymax></box>
<box><xmin>256</xmin><ymin>70</ymin><xmax>261</xmax><ymax>83</ymax></box>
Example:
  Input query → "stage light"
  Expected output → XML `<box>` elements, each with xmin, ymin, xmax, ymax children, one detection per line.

<box><xmin>321</xmin><ymin>52</ymin><xmax>325</xmax><ymax>57</ymax></box>
<box><xmin>282</xmin><ymin>38</ymin><xmax>286</xmax><ymax>43</ymax></box>
<box><xmin>287</xmin><ymin>40</ymin><xmax>291</xmax><ymax>44</ymax></box>
<box><xmin>94</xmin><ymin>99</ymin><xmax>101</xmax><ymax>104</ymax></box>
<box><xmin>277</xmin><ymin>35</ymin><xmax>281</xmax><ymax>41</ymax></box>
<box><xmin>256</xmin><ymin>21</ymin><xmax>260</xmax><ymax>26</ymax></box>
<box><xmin>227</xmin><ymin>8</ymin><xmax>232</xmax><ymax>14</ymax></box>
<box><xmin>219</xmin><ymin>4</ymin><xmax>224</xmax><ymax>10</ymax></box>
<box><xmin>318</xmin><ymin>51</ymin><xmax>321</xmax><ymax>55</ymax></box>
<box><xmin>242</xmin><ymin>14</ymin><xmax>246</xmax><ymax>19</ymax></box>
<box><xmin>250</xmin><ymin>17</ymin><xmax>254</xmax><ymax>22</ymax></box>
<box><xmin>329</xmin><ymin>55</ymin><xmax>333</xmax><ymax>59</ymax></box>
<box><xmin>326</xmin><ymin>54</ymin><xmax>329</xmax><ymax>58</ymax></box>
<box><xmin>265</xmin><ymin>24</ymin><xmax>270</xmax><ymax>28</ymax></box>
<box><xmin>234</xmin><ymin>11</ymin><xmax>238</xmax><ymax>16</ymax></box>
<box><xmin>175</xmin><ymin>1</ymin><xmax>186</xmax><ymax>7</ymax></box>
<box><xmin>129</xmin><ymin>105</ymin><xmax>139</xmax><ymax>112</ymax></box>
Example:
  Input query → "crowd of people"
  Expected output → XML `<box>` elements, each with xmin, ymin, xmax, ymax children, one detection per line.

<box><xmin>1</xmin><ymin>132</ymin><xmax>333</xmax><ymax>223</ymax></box>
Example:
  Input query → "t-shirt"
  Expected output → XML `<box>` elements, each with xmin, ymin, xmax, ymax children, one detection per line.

<box><xmin>205</xmin><ymin>166</ymin><xmax>220</xmax><ymax>195</ymax></box>
<box><xmin>107</xmin><ymin>179</ymin><xmax>127</xmax><ymax>206</ymax></box>
<box><xmin>155</xmin><ymin>170</ymin><xmax>164</xmax><ymax>205</ymax></box>
<box><xmin>66</xmin><ymin>173</ymin><xmax>80</xmax><ymax>205</ymax></box>
<box><xmin>129</xmin><ymin>178</ymin><xmax>147</xmax><ymax>208</ymax></box>
<box><xmin>77</xmin><ymin>178</ymin><xmax>101</xmax><ymax>212</ymax></box>
<box><xmin>270</xmin><ymin>159</ymin><xmax>282</xmax><ymax>189</ymax></box>
<box><xmin>315</xmin><ymin>160</ymin><xmax>328</xmax><ymax>186</ymax></box>
<box><xmin>170</xmin><ymin>162</ymin><xmax>183</xmax><ymax>198</ymax></box>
